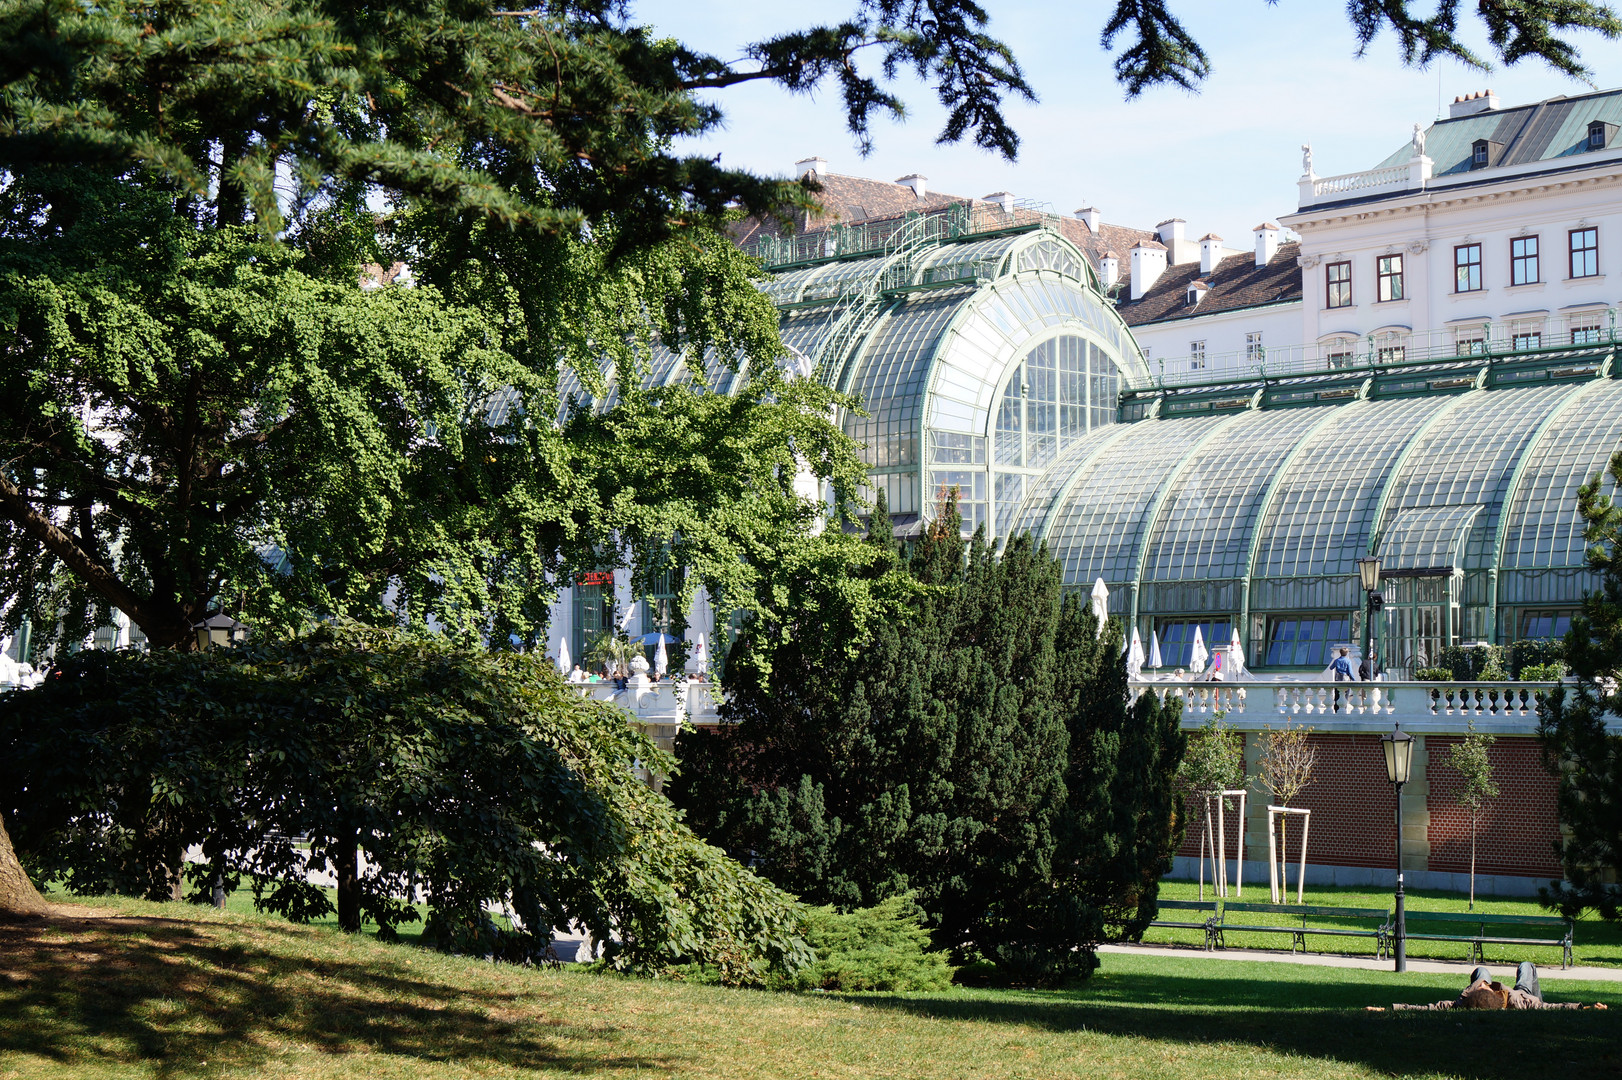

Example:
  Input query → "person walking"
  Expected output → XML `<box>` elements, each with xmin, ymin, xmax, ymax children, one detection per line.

<box><xmin>1330</xmin><ymin>647</ymin><xmax>1354</xmax><ymax>712</ymax></box>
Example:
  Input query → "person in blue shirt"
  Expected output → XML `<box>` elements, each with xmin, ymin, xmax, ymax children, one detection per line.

<box><xmin>1330</xmin><ymin>647</ymin><xmax>1354</xmax><ymax>681</ymax></box>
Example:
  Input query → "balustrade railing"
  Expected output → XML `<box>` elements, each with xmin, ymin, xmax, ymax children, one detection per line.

<box><xmin>1131</xmin><ymin>679</ymin><xmax>1559</xmax><ymax>723</ymax></box>
<box><xmin>1310</xmin><ymin>163</ymin><xmax>1410</xmax><ymax>198</ymax></box>
<box><xmin>570</xmin><ymin>679</ymin><xmax>722</xmax><ymax>725</ymax></box>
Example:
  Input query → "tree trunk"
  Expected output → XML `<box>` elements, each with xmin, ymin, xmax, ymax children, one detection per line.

<box><xmin>1469</xmin><ymin>809</ymin><xmax>1478</xmax><ymax>911</ymax></box>
<box><xmin>335</xmin><ymin>833</ymin><xmax>360</xmax><ymax>933</ymax></box>
<box><xmin>0</xmin><ymin>811</ymin><xmax>48</xmax><ymax>916</ymax></box>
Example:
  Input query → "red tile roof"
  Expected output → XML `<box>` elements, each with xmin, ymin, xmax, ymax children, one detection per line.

<box><xmin>1114</xmin><ymin>243</ymin><xmax>1303</xmax><ymax>326</ymax></box>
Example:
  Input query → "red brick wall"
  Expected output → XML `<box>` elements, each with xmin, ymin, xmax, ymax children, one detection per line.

<box><xmin>1274</xmin><ymin>733</ymin><xmax>1400</xmax><ymax>870</ymax></box>
<box><xmin>1426</xmin><ymin>735</ymin><xmax>1563</xmax><ymax>879</ymax></box>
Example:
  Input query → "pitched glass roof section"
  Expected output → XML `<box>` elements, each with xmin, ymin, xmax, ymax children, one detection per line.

<box><xmin>844</xmin><ymin>289</ymin><xmax>971</xmax><ymax>468</ymax></box>
<box><xmin>1500</xmin><ymin>379</ymin><xmax>1622</xmax><ymax>569</ymax></box>
<box><xmin>1141</xmin><ymin>406</ymin><xmax>1334</xmax><ymax>582</ymax></box>
<box><xmin>1023</xmin><ymin>414</ymin><xmax>1231</xmax><ymax>587</ymax></box>
<box><xmin>1375</xmin><ymin>382</ymin><xmax>1578</xmax><ymax>569</ymax></box>
<box><xmin>1251</xmin><ymin>395</ymin><xmax>1453</xmax><ymax>578</ymax></box>
<box><xmin>1377</xmin><ymin>504</ymin><xmax>1486</xmax><ymax>570</ymax></box>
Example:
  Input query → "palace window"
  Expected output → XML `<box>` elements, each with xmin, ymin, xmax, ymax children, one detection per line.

<box><xmin>1246</xmin><ymin>332</ymin><xmax>1264</xmax><ymax>363</ymax></box>
<box><xmin>1511</xmin><ymin>236</ymin><xmax>1539</xmax><ymax>285</ymax></box>
<box><xmin>1190</xmin><ymin>340</ymin><xmax>1206</xmax><ymax>370</ymax></box>
<box><xmin>1156</xmin><ymin>618</ymin><xmax>1232</xmax><ymax>668</ymax></box>
<box><xmin>1519</xmin><ymin>609</ymin><xmax>1575</xmax><ymax>641</ymax></box>
<box><xmin>1264</xmin><ymin>615</ymin><xmax>1350</xmax><ymax>667</ymax></box>
<box><xmin>1326</xmin><ymin>261</ymin><xmax>1352</xmax><ymax>308</ymax></box>
<box><xmin>1569</xmin><ymin>314</ymin><xmax>1605</xmax><ymax>345</ymax></box>
<box><xmin>1589</xmin><ymin>121</ymin><xmax>1608</xmax><ymax>151</ymax></box>
<box><xmin>1570</xmin><ymin>227</ymin><xmax>1599</xmax><ymax>278</ymax></box>
<box><xmin>1455</xmin><ymin>243</ymin><xmax>1482</xmax><ymax>292</ymax></box>
<box><xmin>1376</xmin><ymin>254</ymin><xmax>1404</xmax><ymax>301</ymax></box>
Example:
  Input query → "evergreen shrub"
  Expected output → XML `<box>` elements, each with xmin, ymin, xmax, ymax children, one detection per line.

<box><xmin>780</xmin><ymin>895</ymin><xmax>954</xmax><ymax>992</ymax></box>
<box><xmin>1415</xmin><ymin>668</ymin><xmax>1454</xmax><ymax>682</ymax></box>
<box><xmin>1519</xmin><ymin>661</ymin><xmax>1568</xmax><ymax>682</ymax></box>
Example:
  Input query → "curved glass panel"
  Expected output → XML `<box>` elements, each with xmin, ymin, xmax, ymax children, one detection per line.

<box><xmin>1380</xmin><ymin>383</ymin><xmax>1578</xmax><ymax>569</ymax></box>
<box><xmin>1019</xmin><ymin>237</ymin><xmax>1085</xmax><ymax>279</ymax></box>
<box><xmin>1377</xmin><ymin>504</ymin><xmax>1486</xmax><ymax>569</ymax></box>
<box><xmin>916</xmin><ymin>235</ymin><xmax>1022</xmax><ymax>283</ymax></box>
<box><xmin>1500</xmin><ymin>379</ymin><xmax>1622</xmax><ymax>569</ymax></box>
<box><xmin>1251</xmin><ymin>396</ymin><xmax>1452</xmax><ymax>578</ymax></box>
<box><xmin>1142</xmin><ymin>406</ymin><xmax>1334</xmax><ymax>582</ymax></box>
<box><xmin>1007</xmin><ymin>423</ymin><xmax>1133</xmax><ymax>539</ymax></box>
<box><xmin>1040</xmin><ymin>414</ymin><xmax>1231</xmax><ymax>587</ymax></box>
<box><xmin>993</xmin><ymin>336</ymin><xmax>1117</xmax><ymax>469</ymax></box>
<box><xmin>759</xmin><ymin>265</ymin><xmax>824</xmax><ymax>304</ymax></box>
<box><xmin>842</xmin><ymin>289</ymin><xmax>971</xmax><ymax>467</ymax></box>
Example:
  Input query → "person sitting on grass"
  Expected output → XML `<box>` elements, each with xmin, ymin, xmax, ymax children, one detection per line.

<box><xmin>1388</xmin><ymin>962</ymin><xmax>1603</xmax><ymax>1010</ymax></box>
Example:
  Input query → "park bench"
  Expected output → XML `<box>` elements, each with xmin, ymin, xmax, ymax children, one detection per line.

<box><xmin>1147</xmin><ymin>899</ymin><xmax>1221</xmax><ymax>950</ymax></box>
<box><xmin>1212</xmin><ymin>902</ymin><xmax>1391</xmax><ymax>958</ymax></box>
<box><xmin>1398</xmin><ymin>911</ymin><xmax>1574</xmax><ymax>969</ymax></box>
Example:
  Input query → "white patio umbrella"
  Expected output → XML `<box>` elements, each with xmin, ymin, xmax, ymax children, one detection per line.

<box><xmin>1126</xmin><ymin>627</ymin><xmax>1146</xmax><ymax>679</ymax></box>
<box><xmin>1188</xmin><ymin>625</ymin><xmax>1209</xmax><ymax>675</ymax></box>
<box><xmin>1227</xmin><ymin>628</ymin><xmax>1251</xmax><ymax>681</ymax></box>
<box><xmin>1090</xmin><ymin>578</ymin><xmax>1109</xmax><ymax>637</ymax></box>
<box><xmin>654</xmin><ymin>634</ymin><xmax>669</xmax><ymax>677</ymax></box>
<box><xmin>556</xmin><ymin>635</ymin><xmax>572</xmax><ymax>678</ymax></box>
<box><xmin>686</xmin><ymin>629</ymin><xmax>709</xmax><ymax>676</ymax></box>
<box><xmin>1149</xmin><ymin>629</ymin><xmax>1164</xmax><ymax>671</ymax></box>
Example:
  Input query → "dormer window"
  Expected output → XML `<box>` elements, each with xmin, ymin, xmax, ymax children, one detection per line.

<box><xmin>1472</xmin><ymin>140</ymin><xmax>1489</xmax><ymax>166</ymax></box>
<box><xmin>1588</xmin><ymin>120</ymin><xmax>1616</xmax><ymax>151</ymax></box>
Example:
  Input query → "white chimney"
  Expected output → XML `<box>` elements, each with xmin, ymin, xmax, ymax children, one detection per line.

<box><xmin>1130</xmin><ymin>241</ymin><xmax>1167</xmax><ymax>300</ymax></box>
<box><xmin>1076</xmin><ymin>207</ymin><xmax>1101</xmax><ymax>232</ymax></box>
<box><xmin>1099</xmin><ymin>249</ymin><xmax>1120</xmax><ymax>289</ymax></box>
<box><xmin>1253</xmin><ymin>222</ymin><xmax>1280</xmax><ymax>267</ymax></box>
<box><xmin>1199</xmin><ymin>233</ymin><xmax>1224</xmax><ymax>276</ymax></box>
<box><xmin>895</xmin><ymin>174</ymin><xmax>928</xmax><ymax>198</ymax></box>
<box><xmin>983</xmin><ymin>191</ymin><xmax>1015</xmax><ymax>214</ymax></box>
<box><xmin>1449</xmin><ymin>89</ymin><xmax>1501</xmax><ymax>119</ymax></box>
<box><xmin>1156</xmin><ymin>218</ymin><xmax>1186</xmax><ymax>246</ymax></box>
<box><xmin>795</xmin><ymin>156</ymin><xmax>828</xmax><ymax>178</ymax></box>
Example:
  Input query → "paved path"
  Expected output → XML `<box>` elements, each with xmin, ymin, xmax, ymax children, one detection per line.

<box><xmin>1098</xmin><ymin>942</ymin><xmax>1622</xmax><ymax>981</ymax></box>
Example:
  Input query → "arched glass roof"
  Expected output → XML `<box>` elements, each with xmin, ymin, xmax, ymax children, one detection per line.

<box><xmin>1500</xmin><ymin>378</ymin><xmax>1622</xmax><ymax>569</ymax></box>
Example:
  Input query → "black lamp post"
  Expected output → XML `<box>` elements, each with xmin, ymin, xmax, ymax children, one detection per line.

<box><xmin>193</xmin><ymin>613</ymin><xmax>249</xmax><ymax>650</ymax></box>
<box><xmin>1356</xmin><ymin>556</ymin><xmax>1383</xmax><ymax>682</ymax></box>
<box><xmin>1380</xmin><ymin>723</ymin><xmax>1415</xmax><ymax>972</ymax></box>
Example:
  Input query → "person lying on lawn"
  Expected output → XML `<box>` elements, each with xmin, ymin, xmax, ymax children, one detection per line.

<box><xmin>1391</xmin><ymin>962</ymin><xmax>1596</xmax><ymax>1010</ymax></box>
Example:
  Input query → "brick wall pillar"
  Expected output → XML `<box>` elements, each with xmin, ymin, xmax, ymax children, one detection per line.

<box><xmin>1400</xmin><ymin>735</ymin><xmax>1431</xmax><ymax>873</ymax></box>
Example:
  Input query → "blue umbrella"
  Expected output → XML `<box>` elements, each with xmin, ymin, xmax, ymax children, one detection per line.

<box><xmin>638</xmin><ymin>632</ymin><xmax>678</xmax><ymax>646</ymax></box>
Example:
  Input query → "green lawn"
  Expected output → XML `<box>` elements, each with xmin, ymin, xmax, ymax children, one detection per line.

<box><xmin>1144</xmin><ymin>878</ymin><xmax>1622</xmax><ymax>967</ymax></box>
<box><xmin>2</xmin><ymin>895</ymin><xmax>1620</xmax><ymax>1079</ymax></box>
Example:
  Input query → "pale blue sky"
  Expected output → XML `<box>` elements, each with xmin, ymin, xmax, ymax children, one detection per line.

<box><xmin>634</xmin><ymin>1</ymin><xmax>1622</xmax><ymax>242</ymax></box>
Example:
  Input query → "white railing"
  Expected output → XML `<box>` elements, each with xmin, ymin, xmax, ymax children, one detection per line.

<box><xmin>1146</xmin><ymin>311</ymin><xmax>1618</xmax><ymax>390</ymax></box>
<box><xmin>1133</xmin><ymin>679</ymin><xmax>1560</xmax><ymax>727</ymax></box>
<box><xmin>570</xmin><ymin>679</ymin><xmax>722</xmax><ymax>727</ymax></box>
<box><xmin>1310</xmin><ymin>163</ymin><xmax>1411</xmax><ymax>199</ymax></box>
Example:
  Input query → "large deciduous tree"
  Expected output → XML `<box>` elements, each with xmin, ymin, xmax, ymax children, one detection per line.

<box><xmin>671</xmin><ymin>496</ymin><xmax>1186</xmax><ymax>984</ymax></box>
<box><xmin>0</xmin><ymin>623</ymin><xmax>811</xmax><ymax>979</ymax></box>
<box><xmin>1539</xmin><ymin>450</ymin><xmax>1622</xmax><ymax>921</ymax></box>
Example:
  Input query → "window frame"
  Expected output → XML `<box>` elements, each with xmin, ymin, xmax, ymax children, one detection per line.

<box><xmin>1570</xmin><ymin>227</ymin><xmax>1599</xmax><ymax>279</ymax></box>
<box><xmin>1376</xmin><ymin>253</ymin><xmax>1404</xmax><ymax>302</ymax></box>
<box><xmin>1262</xmin><ymin>614</ymin><xmax>1352</xmax><ymax>668</ymax></box>
<box><xmin>1589</xmin><ymin>122</ymin><xmax>1607</xmax><ymax>151</ymax></box>
<box><xmin>1325</xmin><ymin>260</ymin><xmax>1352</xmax><ymax>309</ymax></box>
<box><xmin>1189</xmin><ymin>340</ymin><xmax>1206</xmax><ymax>370</ymax></box>
<box><xmin>1454</xmin><ymin>243</ymin><xmax>1483</xmax><ymax>292</ymax></box>
<box><xmin>1245</xmin><ymin>331</ymin><xmax>1264</xmax><ymax>363</ymax></box>
<box><xmin>1510</xmin><ymin>235</ymin><xmax>1539</xmax><ymax>285</ymax></box>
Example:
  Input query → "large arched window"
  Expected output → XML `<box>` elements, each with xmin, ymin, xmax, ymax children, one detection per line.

<box><xmin>994</xmin><ymin>335</ymin><xmax>1117</xmax><ymax>469</ymax></box>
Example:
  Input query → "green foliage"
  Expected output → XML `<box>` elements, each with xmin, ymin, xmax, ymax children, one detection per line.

<box><xmin>1520</xmin><ymin>661</ymin><xmax>1568</xmax><ymax>682</ymax></box>
<box><xmin>777</xmin><ymin>895</ymin><xmax>953</xmax><ymax>992</ymax></box>
<box><xmin>0</xmin><ymin>623</ymin><xmax>810</xmax><ymax>979</ymax></box>
<box><xmin>1538</xmin><ymin>450</ymin><xmax>1622</xmax><ymax>921</ymax></box>
<box><xmin>671</xmin><ymin>494</ymin><xmax>1186</xmax><ymax>985</ymax></box>
<box><xmin>1480</xmin><ymin>660</ymin><xmax>1509</xmax><ymax>682</ymax></box>
<box><xmin>1448</xmin><ymin>721</ymin><xmax>1500</xmax><ymax>814</ymax></box>
<box><xmin>1415</xmin><ymin>667</ymin><xmax>1455</xmax><ymax>682</ymax></box>
<box><xmin>1510</xmin><ymin>638</ymin><xmax>1567</xmax><ymax>678</ymax></box>
<box><xmin>1437</xmin><ymin>645</ymin><xmax>1503</xmax><ymax>681</ymax></box>
<box><xmin>1179</xmin><ymin>713</ymin><xmax>1246</xmax><ymax>799</ymax></box>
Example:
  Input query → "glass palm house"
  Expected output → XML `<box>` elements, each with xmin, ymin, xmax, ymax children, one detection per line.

<box><xmin>568</xmin><ymin>203</ymin><xmax>1622</xmax><ymax>677</ymax></box>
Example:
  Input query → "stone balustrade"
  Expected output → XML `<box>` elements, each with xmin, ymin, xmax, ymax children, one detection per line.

<box><xmin>1132</xmin><ymin>679</ymin><xmax>1568</xmax><ymax>734</ymax></box>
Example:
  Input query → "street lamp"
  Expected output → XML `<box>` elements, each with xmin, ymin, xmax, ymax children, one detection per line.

<box><xmin>1380</xmin><ymin>723</ymin><xmax>1415</xmax><ymax>972</ymax></box>
<box><xmin>193</xmin><ymin>614</ymin><xmax>249</xmax><ymax>650</ymax></box>
<box><xmin>1356</xmin><ymin>556</ymin><xmax>1383</xmax><ymax>680</ymax></box>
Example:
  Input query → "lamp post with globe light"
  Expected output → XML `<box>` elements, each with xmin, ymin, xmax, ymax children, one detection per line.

<box><xmin>1380</xmin><ymin>723</ymin><xmax>1415</xmax><ymax>972</ymax></box>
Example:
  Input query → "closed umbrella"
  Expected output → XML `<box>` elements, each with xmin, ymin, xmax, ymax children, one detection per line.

<box><xmin>557</xmin><ymin>635</ymin><xmax>572</xmax><ymax>679</ymax></box>
<box><xmin>1149</xmin><ymin>630</ymin><xmax>1163</xmax><ymax>671</ymax></box>
<box><xmin>1090</xmin><ymin>578</ymin><xmax>1109</xmax><ymax>637</ymax></box>
<box><xmin>1189</xmin><ymin>625</ymin><xmax>1209</xmax><ymax>675</ymax></box>
<box><xmin>1126</xmin><ymin>627</ymin><xmax>1146</xmax><ymax>679</ymax></box>
<box><xmin>1227</xmin><ymin>628</ymin><xmax>1251</xmax><ymax>681</ymax></box>
<box><xmin>654</xmin><ymin>634</ymin><xmax>668</xmax><ymax>677</ymax></box>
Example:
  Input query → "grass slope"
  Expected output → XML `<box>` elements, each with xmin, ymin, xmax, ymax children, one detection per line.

<box><xmin>1</xmin><ymin>895</ymin><xmax>1619</xmax><ymax>1080</ymax></box>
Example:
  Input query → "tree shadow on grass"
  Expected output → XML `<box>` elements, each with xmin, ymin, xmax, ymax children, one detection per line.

<box><xmin>0</xmin><ymin>912</ymin><xmax>663</xmax><ymax>1078</ymax></box>
<box><xmin>858</xmin><ymin>967</ymin><xmax>1622</xmax><ymax>1080</ymax></box>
